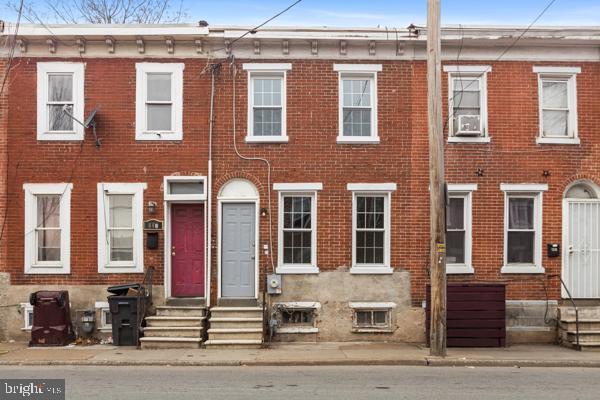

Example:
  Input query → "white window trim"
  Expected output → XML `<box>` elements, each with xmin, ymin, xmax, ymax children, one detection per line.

<box><xmin>20</xmin><ymin>303</ymin><xmax>34</xmax><ymax>331</ymax></box>
<box><xmin>348</xmin><ymin>184</ymin><xmax>395</xmax><ymax>274</ymax></box>
<box><xmin>23</xmin><ymin>183</ymin><xmax>72</xmax><ymax>275</ymax></box>
<box><xmin>534</xmin><ymin>66</ymin><xmax>580</xmax><ymax>145</ymax></box>
<box><xmin>447</xmin><ymin>183</ymin><xmax>477</xmax><ymax>274</ymax></box>
<box><xmin>163</xmin><ymin>175</ymin><xmax>207</xmax><ymax>201</ymax></box>
<box><xmin>349</xmin><ymin>302</ymin><xmax>395</xmax><ymax>333</ymax></box>
<box><xmin>135</xmin><ymin>62</ymin><xmax>184</xmax><ymax>141</ymax></box>
<box><xmin>334</xmin><ymin>64</ymin><xmax>381</xmax><ymax>144</ymax></box>
<box><xmin>243</xmin><ymin>63</ymin><xmax>291</xmax><ymax>143</ymax></box>
<box><xmin>444</xmin><ymin>65</ymin><xmax>491</xmax><ymax>142</ymax></box>
<box><xmin>95</xmin><ymin>301</ymin><xmax>112</xmax><ymax>331</ymax></box>
<box><xmin>97</xmin><ymin>183</ymin><xmax>146</xmax><ymax>273</ymax></box>
<box><xmin>501</xmin><ymin>183</ymin><xmax>547</xmax><ymax>274</ymax></box>
<box><xmin>275</xmin><ymin>301</ymin><xmax>320</xmax><ymax>334</ymax></box>
<box><xmin>36</xmin><ymin>62</ymin><xmax>85</xmax><ymax>141</ymax></box>
<box><xmin>275</xmin><ymin>184</ymin><xmax>321</xmax><ymax>274</ymax></box>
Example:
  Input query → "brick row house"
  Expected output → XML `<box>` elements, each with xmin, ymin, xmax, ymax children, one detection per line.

<box><xmin>0</xmin><ymin>24</ymin><xmax>599</xmax><ymax>347</ymax></box>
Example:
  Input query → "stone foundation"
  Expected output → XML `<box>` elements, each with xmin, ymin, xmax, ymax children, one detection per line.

<box><xmin>506</xmin><ymin>300</ymin><xmax>558</xmax><ymax>344</ymax></box>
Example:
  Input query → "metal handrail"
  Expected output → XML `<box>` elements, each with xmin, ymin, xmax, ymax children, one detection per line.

<box><xmin>558</xmin><ymin>276</ymin><xmax>580</xmax><ymax>350</ymax></box>
<box><xmin>136</xmin><ymin>266</ymin><xmax>155</xmax><ymax>349</ymax></box>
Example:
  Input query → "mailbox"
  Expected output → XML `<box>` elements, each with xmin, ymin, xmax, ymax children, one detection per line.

<box><xmin>547</xmin><ymin>243</ymin><xmax>560</xmax><ymax>258</ymax></box>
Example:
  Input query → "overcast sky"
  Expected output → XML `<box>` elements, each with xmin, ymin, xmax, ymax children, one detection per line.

<box><xmin>3</xmin><ymin>0</ymin><xmax>600</xmax><ymax>26</ymax></box>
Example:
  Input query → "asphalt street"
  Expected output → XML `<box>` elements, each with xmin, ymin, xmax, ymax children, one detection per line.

<box><xmin>1</xmin><ymin>365</ymin><xmax>599</xmax><ymax>399</ymax></box>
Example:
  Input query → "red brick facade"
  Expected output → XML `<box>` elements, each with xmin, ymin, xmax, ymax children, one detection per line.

<box><xmin>2</xmin><ymin>45</ymin><xmax>599</xmax><ymax>306</ymax></box>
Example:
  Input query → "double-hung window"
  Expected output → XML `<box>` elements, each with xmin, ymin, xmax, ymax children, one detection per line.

<box><xmin>444</xmin><ymin>66</ymin><xmax>490</xmax><ymax>143</ymax></box>
<box><xmin>446</xmin><ymin>184</ymin><xmax>477</xmax><ymax>274</ymax></box>
<box><xmin>274</xmin><ymin>183</ymin><xmax>321</xmax><ymax>274</ymax></box>
<box><xmin>533</xmin><ymin>67</ymin><xmax>580</xmax><ymax>144</ymax></box>
<box><xmin>37</xmin><ymin>62</ymin><xmax>84</xmax><ymax>141</ymax></box>
<box><xmin>135</xmin><ymin>63</ymin><xmax>184</xmax><ymax>140</ymax></box>
<box><xmin>348</xmin><ymin>183</ymin><xmax>396</xmax><ymax>274</ymax></box>
<box><xmin>334</xmin><ymin>64</ymin><xmax>381</xmax><ymax>144</ymax></box>
<box><xmin>501</xmin><ymin>184</ymin><xmax>547</xmax><ymax>274</ymax></box>
<box><xmin>243</xmin><ymin>63</ymin><xmax>291</xmax><ymax>143</ymax></box>
<box><xmin>24</xmin><ymin>183</ymin><xmax>72</xmax><ymax>274</ymax></box>
<box><xmin>98</xmin><ymin>183</ymin><xmax>146</xmax><ymax>273</ymax></box>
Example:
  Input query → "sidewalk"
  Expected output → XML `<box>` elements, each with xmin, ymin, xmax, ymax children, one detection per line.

<box><xmin>2</xmin><ymin>341</ymin><xmax>600</xmax><ymax>367</ymax></box>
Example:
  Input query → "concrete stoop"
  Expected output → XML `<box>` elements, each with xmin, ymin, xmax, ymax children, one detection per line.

<box><xmin>140</xmin><ymin>306</ymin><xmax>206</xmax><ymax>349</ymax></box>
<box><xmin>206</xmin><ymin>307</ymin><xmax>264</xmax><ymax>348</ymax></box>
<box><xmin>558</xmin><ymin>306</ymin><xmax>600</xmax><ymax>351</ymax></box>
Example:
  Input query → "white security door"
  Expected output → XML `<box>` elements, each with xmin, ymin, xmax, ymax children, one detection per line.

<box><xmin>564</xmin><ymin>200</ymin><xmax>600</xmax><ymax>298</ymax></box>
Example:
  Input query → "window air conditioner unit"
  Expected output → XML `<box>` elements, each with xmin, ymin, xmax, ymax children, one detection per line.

<box><xmin>456</xmin><ymin>114</ymin><xmax>481</xmax><ymax>136</ymax></box>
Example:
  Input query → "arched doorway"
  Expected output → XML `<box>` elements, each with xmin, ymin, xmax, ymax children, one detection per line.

<box><xmin>563</xmin><ymin>180</ymin><xmax>600</xmax><ymax>298</ymax></box>
<box><xmin>217</xmin><ymin>179</ymin><xmax>259</xmax><ymax>301</ymax></box>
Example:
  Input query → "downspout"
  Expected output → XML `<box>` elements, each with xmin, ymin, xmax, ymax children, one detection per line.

<box><xmin>206</xmin><ymin>64</ymin><xmax>219</xmax><ymax>308</ymax></box>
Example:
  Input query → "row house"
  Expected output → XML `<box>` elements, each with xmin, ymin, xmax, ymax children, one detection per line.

<box><xmin>0</xmin><ymin>23</ymin><xmax>599</xmax><ymax>348</ymax></box>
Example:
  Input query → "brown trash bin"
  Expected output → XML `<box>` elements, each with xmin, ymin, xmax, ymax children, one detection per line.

<box><xmin>29</xmin><ymin>291</ymin><xmax>75</xmax><ymax>346</ymax></box>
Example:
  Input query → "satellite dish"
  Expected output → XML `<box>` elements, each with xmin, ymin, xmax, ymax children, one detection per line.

<box><xmin>84</xmin><ymin>105</ymin><xmax>100</xmax><ymax>128</ymax></box>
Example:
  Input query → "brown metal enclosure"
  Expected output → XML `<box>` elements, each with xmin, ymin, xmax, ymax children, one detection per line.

<box><xmin>426</xmin><ymin>283</ymin><xmax>506</xmax><ymax>347</ymax></box>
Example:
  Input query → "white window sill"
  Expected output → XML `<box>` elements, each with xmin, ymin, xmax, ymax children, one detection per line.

<box><xmin>501</xmin><ymin>265</ymin><xmax>545</xmax><ymax>274</ymax></box>
<box><xmin>337</xmin><ymin>136</ymin><xmax>380</xmax><ymax>144</ymax></box>
<box><xmin>277</xmin><ymin>326</ymin><xmax>319</xmax><ymax>334</ymax></box>
<box><xmin>136</xmin><ymin>132</ymin><xmax>183</xmax><ymax>141</ymax></box>
<box><xmin>350</xmin><ymin>266</ymin><xmax>393</xmax><ymax>275</ymax></box>
<box><xmin>448</xmin><ymin>136</ymin><xmax>491</xmax><ymax>144</ymax></box>
<box><xmin>25</xmin><ymin>267</ymin><xmax>69</xmax><ymax>275</ymax></box>
<box><xmin>245</xmin><ymin>136</ymin><xmax>289</xmax><ymax>143</ymax></box>
<box><xmin>349</xmin><ymin>302</ymin><xmax>396</xmax><ymax>309</ymax></box>
<box><xmin>276</xmin><ymin>266</ymin><xmax>319</xmax><ymax>274</ymax></box>
<box><xmin>99</xmin><ymin>265</ymin><xmax>144</xmax><ymax>274</ymax></box>
<box><xmin>37</xmin><ymin>132</ymin><xmax>84</xmax><ymax>141</ymax></box>
<box><xmin>536</xmin><ymin>137</ymin><xmax>580</xmax><ymax>145</ymax></box>
<box><xmin>446</xmin><ymin>264</ymin><xmax>475</xmax><ymax>274</ymax></box>
<box><xmin>352</xmin><ymin>327</ymin><xmax>394</xmax><ymax>333</ymax></box>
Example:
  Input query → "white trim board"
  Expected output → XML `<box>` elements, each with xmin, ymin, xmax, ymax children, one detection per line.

<box><xmin>273</xmin><ymin>183</ymin><xmax>323</xmax><ymax>191</ymax></box>
<box><xmin>243</xmin><ymin>63</ymin><xmax>292</xmax><ymax>71</ymax></box>
<box><xmin>347</xmin><ymin>183</ymin><xmax>397</xmax><ymax>192</ymax></box>
<box><xmin>443</xmin><ymin>65</ymin><xmax>492</xmax><ymax>73</ymax></box>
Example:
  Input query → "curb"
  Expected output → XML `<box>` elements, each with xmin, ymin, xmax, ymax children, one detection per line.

<box><xmin>1</xmin><ymin>358</ymin><xmax>600</xmax><ymax>368</ymax></box>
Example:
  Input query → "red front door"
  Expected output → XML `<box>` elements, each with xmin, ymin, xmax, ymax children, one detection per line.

<box><xmin>171</xmin><ymin>204</ymin><xmax>205</xmax><ymax>297</ymax></box>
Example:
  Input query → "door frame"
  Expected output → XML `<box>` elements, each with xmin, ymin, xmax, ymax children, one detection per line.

<box><xmin>163</xmin><ymin>176</ymin><xmax>208</xmax><ymax>300</ymax></box>
<box><xmin>217</xmin><ymin>198</ymin><xmax>260</xmax><ymax>300</ymax></box>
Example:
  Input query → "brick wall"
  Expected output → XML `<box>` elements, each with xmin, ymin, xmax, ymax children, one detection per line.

<box><xmin>3</xmin><ymin>57</ymin><xmax>599</xmax><ymax>305</ymax></box>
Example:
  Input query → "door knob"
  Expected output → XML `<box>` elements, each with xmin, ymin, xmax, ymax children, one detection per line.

<box><xmin>568</xmin><ymin>245</ymin><xmax>574</xmax><ymax>254</ymax></box>
<box><xmin>172</xmin><ymin>252</ymin><xmax>176</xmax><ymax>256</ymax></box>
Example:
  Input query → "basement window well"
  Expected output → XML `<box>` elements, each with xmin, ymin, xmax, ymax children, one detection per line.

<box><xmin>274</xmin><ymin>302</ymin><xmax>320</xmax><ymax>334</ymax></box>
<box><xmin>350</xmin><ymin>302</ymin><xmax>395</xmax><ymax>332</ymax></box>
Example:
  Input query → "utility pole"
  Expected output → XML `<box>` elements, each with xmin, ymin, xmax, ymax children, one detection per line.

<box><xmin>427</xmin><ymin>0</ymin><xmax>447</xmax><ymax>357</ymax></box>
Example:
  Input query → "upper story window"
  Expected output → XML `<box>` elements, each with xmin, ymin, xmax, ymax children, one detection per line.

<box><xmin>446</xmin><ymin>184</ymin><xmax>477</xmax><ymax>274</ymax></box>
<box><xmin>533</xmin><ymin>66</ymin><xmax>581</xmax><ymax>145</ymax></box>
<box><xmin>37</xmin><ymin>62</ymin><xmax>85</xmax><ymax>141</ymax></box>
<box><xmin>243</xmin><ymin>63</ymin><xmax>291</xmax><ymax>143</ymax></box>
<box><xmin>135</xmin><ymin>63</ymin><xmax>184</xmax><ymax>141</ymax></box>
<box><xmin>23</xmin><ymin>183</ymin><xmax>72</xmax><ymax>274</ymax></box>
<box><xmin>274</xmin><ymin>183</ymin><xmax>322</xmax><ymax>274</ymax></box>
<box><xmin>334</xmin><ymin>64</ymin><xmax>381</xmax><ymax>144</ymax></box>
<box><xmin>98</xmin><ymin>183</ymin><xmax>146</xmax><ymax>273</ymax></box>
<box><xmin>444</xmin><ymin>66</ymin><xmax>491</xmax><ymax>143</ymax></box>
<box><xmin>500</xmin><ymin>184</ymin><xmax>547</xmax><ymax>274</ymax></box>
<box><xmin>347</xmin><ymin>183</ymin><xmax>396</xmax><ymax>274</ymax></box>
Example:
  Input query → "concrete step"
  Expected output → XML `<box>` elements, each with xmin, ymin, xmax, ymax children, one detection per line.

<box><xmin>204</xmin><ymin>339</ymin><xmax>262</xmax><ymax>349</ymax></box>
<box><xmin>209</xmin><ymin>317</ymin><xmax>263</xmax><ymax>329</ymax></box>
<box><xmin>559</xmin><ymin>320</ymin><xmax>600</xmax><ymax>332</ymax></box>
<box><xmin>567</xmin><ymin>331</ymin><xmax>600</xmax><ymax>342</ymax></box>
<box><xmin>165</xmin><ymin>297</ymin><xmax>206</xmax><ymax>307</ymax></box>
<box><xmin>143</xmin><ymin>327</ymin><xmax>203</xmax><ymax>338</ymax></box>
<box><xmin>207</xmin><ymin>328</ymin><xmax>263</xmax><ymax>341</ymax></box>
<box><xmin>210</xmin><ymin>307</ymin><xmax>263</xmax><ymax>319</ymax></box>
<box><xmin>156</xmin><ymin>306</ymin><xmax>206</xmax><ymax>317</ymax></box>
<box><xmin>145</xmin><ymin>316</ymin><xmax>205</xmax><ymax>327</ymax></box>
<box><xmin>558</xmin><ymin>306</ymin><xmax>600</xmax><ymax>320</ymax></box>
<box><xmin>139</xmin><ymin>337</ymin><xmax>202</xmax><ymax>349</ymax></box>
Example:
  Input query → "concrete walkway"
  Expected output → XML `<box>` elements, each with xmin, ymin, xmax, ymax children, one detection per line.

<box><xmin>1</xmin><ymin>341</ymin><xmax>599</xmax><ymax>367</ymax></box>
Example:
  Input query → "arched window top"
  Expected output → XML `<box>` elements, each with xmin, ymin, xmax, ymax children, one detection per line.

<box><xmin>218</xmin><ymin>179</ymin><xmax>259</xmax><ymax>199</ymax></box>
<box><xmin>565</xmin><ymin>181</ymin><xmax>600</xmax><ymax>199</ymax></box>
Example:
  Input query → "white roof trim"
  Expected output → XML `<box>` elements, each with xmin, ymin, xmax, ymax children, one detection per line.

<box><xmin>349</xmin><ymin>302</ymin><xmax>397</xmax><ymax>309</ymax></box>
<box><xmin>447</xmin><ymin>184</ymin><xmax>478</xmax><ymax>192</ymax></box>
<box><xmin>9</xmin><ymin>24</ymin><xmax>209</xmax><ymax>37</ymax></box>
<box><xmin>500</xmin><ymin>183</ymin><xmax>548</xmax><ymax>192</ymax></box>
<box><xmin>347</xmin><ymin>183</ymin><xmax>397</xmax><ymax>192</ymax></box>
<box><xmin>443</xmin><ymin>65</ymin><xmax>492</xmax><ymax>73</ymax></box>
<box><xmin>533</xmin><ymin>66</ymin><xmax>581</xmax><ymax>74</ymax></box>
<box><xmin>273</xmin><ymin>183</ymin><xmax>322</xmax><ymax>191</ymax></box>
<box><xmin>243</xmin><ymin>63</ymin><xmax>292</xmax><ymax>71</ymax></box>
<box><xmin>333</xmin><ymin>64</ymin><xmax>382</xmax><ymax>72</ymax></box>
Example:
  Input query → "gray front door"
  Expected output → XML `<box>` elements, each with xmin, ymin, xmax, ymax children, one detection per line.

<box><xmin>221</xmin><ymin>203</ymin><xmax>256</xmax><ymax>298</ymax></box>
